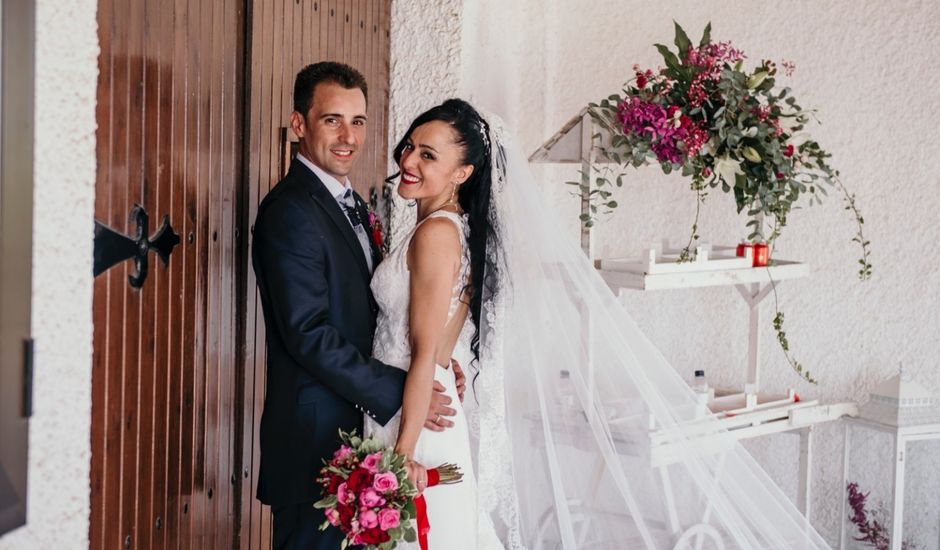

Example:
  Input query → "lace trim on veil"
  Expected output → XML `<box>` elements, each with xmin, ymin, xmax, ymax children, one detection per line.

<box><xmin>471</xmin><ymin>114</ymin><xmax>525</xmax><ymax>549</ymax></box>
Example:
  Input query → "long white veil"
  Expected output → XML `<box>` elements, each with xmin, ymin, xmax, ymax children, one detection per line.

<box><xmin>469</xmin><ymin>113</ymin><xmax>830</xmax><ymax>549</ymax></box>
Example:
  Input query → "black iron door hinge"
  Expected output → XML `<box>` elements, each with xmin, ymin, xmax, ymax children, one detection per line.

<box><xmin>93</xmin><ymin>205</ymin><xmax>180</xmax><ymax>289</ymax></box>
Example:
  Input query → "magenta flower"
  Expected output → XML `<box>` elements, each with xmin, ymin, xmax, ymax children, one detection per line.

<box><xmin>336</xmin><ymin>482</ymin><xmax>356</xmax><ymax>505</ymax></box>
<box><xmin>361</xmin><ymin>452</ymin><xmax>382</xmax><ymax>474</ymax></box>
<box><xmin>378</xmin><ymin>508</ymin><xmax>401</xmax><ymax>530</ymax></box>
<box><xmin>333</xmin><ymin>445</ymin><xmax>353</xmax><ymax>462</ymax></box>
<box><xmin>359</xmin><ymin>487</ymin><xmax>386</xmax><ymax>508</ymax></box>
<box><xmin>324</xmin><ymin>507</ymin><xmax>340</xmax><ymax>527</ymax></box>
<box><xmin>359</xmin><ymin>508</ymin><xmax>379</xmax><ymax>529</ymax></box>
<box><xmin>372</xmin><ymin>471</ymin><xmax>399</xmax><ymax>494</ymax></box>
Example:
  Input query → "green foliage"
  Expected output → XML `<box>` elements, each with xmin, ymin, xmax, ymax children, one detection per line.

<box><xmin>588</xmin><ymin>23</ymin><xmax>870</xmax><ymax>260</ymax></box>
<box><xmin>578</xmin><ymin>22</ymin><xmax>874</xmax><ymax>382</ymax></box>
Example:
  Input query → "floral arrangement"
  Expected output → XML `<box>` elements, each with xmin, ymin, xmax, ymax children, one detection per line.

<box><xmin>314</xmin><ymin>430</ymin><xmax>461</xmax><ymax>549</ymax></box>
<box><xmin>587</xmin><ymin>21</ymin><xmax>870</xmax><ymax>277</ymax></box>
<box><xmin>847</xmin><ymin>481</ymin><xmax>917</xmax><ymax>550</ymax></box>
<box><xmin>368</xmin><ymin>206</ymin><xmax>387</xmax><ymax>257</ymax></box>
<box><xmin>580</xmin><ymin>22</ymin><xmax>872</xmax><ymax>383</ymax></box>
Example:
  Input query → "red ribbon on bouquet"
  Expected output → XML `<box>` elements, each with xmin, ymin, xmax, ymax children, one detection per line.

<box><xmin>414</xmin><ymin>469</ymin><xmax>441</xmax><ymax>550</ymax></box>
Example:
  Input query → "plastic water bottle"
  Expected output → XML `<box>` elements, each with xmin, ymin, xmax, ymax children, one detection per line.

<box><xmin>558</xmin><ymin>370</ymin><xmax>578</xmax><ymax>416</ymax></box>
<box><xmin>691</xmin><ymin>370</ymin><xmax>709</xmax><ymax>395</ymax></box>
<box><xmin>692</xmin><ymin>370</ymin><xmax>710</xmax><ymax>416</ymax></box>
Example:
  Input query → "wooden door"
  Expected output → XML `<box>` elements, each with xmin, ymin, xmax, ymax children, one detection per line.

<box><xmin>91</xmin><ymin>1</ymin><xmax>392</xmax><ymax>548</ymax></box>
<box><xmin>90</xmin><ymin>0</ymin><xmax>246</xmax><ymax>548</ymax></box>
<box><xmin>240</xmin><ymin>1</ymin><xmax>392</xmax><ymax>547</ymax></box>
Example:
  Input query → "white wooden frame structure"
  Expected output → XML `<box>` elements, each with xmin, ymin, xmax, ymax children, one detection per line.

<box><xmin>529</xmin><ymin>109</ymin><xmax>858</xmax><ymax>546</ymax></box>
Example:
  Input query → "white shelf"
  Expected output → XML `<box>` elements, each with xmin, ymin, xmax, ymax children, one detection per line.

<box><xmin>530</xmin><ymin>108</ymin><xmax>855</xmax><ymax>522</ymax></box>
<box><xmin>599</xmin><ymin>259</ymin><xmax>811</xmax><ymax>291</ymax></box>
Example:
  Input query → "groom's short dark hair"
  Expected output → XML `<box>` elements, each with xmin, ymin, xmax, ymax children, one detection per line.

<box><xmin>293</xmin><ymin>62</ymin><xmax>368</xmax><ymax>115</ymax></box>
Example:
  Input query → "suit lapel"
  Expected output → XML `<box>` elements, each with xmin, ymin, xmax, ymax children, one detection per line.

<box><xmin>293</xmin><ymin>160</ymin><xmax>372</xmax><ymax>281</ymax></box>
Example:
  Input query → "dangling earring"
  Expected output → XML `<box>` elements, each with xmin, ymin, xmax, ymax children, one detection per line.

<box><xmin>448</xmin><ymin>182</ymin><xmax>459</xmax><ymax>205</ymax></box>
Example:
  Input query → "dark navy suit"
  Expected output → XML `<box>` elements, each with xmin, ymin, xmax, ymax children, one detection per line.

<box><xmin>252</xmin><ymin>158</ymin><xmax>405</xmax><ymax>549</ymax></box>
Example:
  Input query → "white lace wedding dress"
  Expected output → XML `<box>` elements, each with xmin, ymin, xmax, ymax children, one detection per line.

<box><xmin>364</xmin><ymin>209</ymin><xmax>503</xmax><ymax>550</ymax></box>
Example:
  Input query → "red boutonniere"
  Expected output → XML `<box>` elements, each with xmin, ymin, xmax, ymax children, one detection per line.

<box><xmin>367</xmin><ymin>208</ymin><xmax>385</xmax><ymax>257</ymax></box>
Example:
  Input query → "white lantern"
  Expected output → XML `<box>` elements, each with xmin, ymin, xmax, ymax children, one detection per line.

<box><xmin>841</xmin><ymin>367</ymin><xmax>940</xmax><ymax>550</ymax></box>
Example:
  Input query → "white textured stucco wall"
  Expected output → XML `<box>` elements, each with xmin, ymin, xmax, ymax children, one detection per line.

<box><xmin>387</xmin><ymin>0</ymin><xmax>464</xmax><ymax>248</ymax></box>
<box><xmin>13</xmin><ymin>0</ymin><xmax>935</xmax><ymax>547</ymax></box>
<box><xmin>0</xmin><ymin>0</ymin><xmax>97</xmax><ymax>548</ymax></box>
<box><xmin>390</xmin><ymin>0</ymin><xmax>940</xmax><ymax>546</ymax></box>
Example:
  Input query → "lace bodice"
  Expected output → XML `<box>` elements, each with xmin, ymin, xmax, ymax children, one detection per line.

<box><xmin>371</xmin><ymin>210</ymin><xmax>473</xmax><ymax>369</ymax></box>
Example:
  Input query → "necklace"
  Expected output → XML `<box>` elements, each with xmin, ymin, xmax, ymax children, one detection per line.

<box><xmin>418</xmin><ymin>200</ymin><xmax>463</xmax><ymax>222</ymax></box>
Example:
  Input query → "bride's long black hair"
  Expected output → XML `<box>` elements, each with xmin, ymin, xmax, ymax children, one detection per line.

<box><xmin>387</xmin><ymin>98</ymin><xmax>500</xmax><ymax>365</ymax></box>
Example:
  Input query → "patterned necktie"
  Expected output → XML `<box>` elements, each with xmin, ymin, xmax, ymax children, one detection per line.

<box><xmin>339</xmin><ymin>188</ymin><xmax>374</xmax><ymax>272</ymax></box>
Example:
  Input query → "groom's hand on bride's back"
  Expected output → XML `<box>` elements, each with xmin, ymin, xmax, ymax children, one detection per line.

<box><xmin>424</xmin><ymin>382</ymin><xmax>456</xmax><ymax>432</ymax></box>
<box><xmin>451</xmin><ymin>358</ymin><xmax>466</xmax><ymax>403</ymax></box>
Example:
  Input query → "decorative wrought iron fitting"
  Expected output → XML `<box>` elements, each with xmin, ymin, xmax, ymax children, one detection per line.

<box><xmin>93</xmin><ymin>204</ymin><xmax>180</xmax><ymax>288</ymax></box>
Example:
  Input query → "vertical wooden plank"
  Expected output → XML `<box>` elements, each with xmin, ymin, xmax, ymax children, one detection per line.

<box><xmin>90</xmin><ymin>0</ymin><xmax>115</xmax><ymax>546</ymax></box>
<box><xmin>135</xmin><ymin>1</ymin><xmax>158</xmax><ymax>548</ymax></box>
<box><xmin>118</xmin><ymin>3</ymin><xmax>144</xmax><ymax>550</ymax></box>
<box><xmin>166</xmin><ymin>1</ymin><xmax>188</xmax><ymax>547</ymax></box>
<box><xmin>342</xmin><ymin>0</ymin><xmax>351</xmax><ymax>66</ymax></box>
<box><xmin>199</xmin><ymin>0</ymin><xmax>214</xmax><ymax>547</ymax></box>
<box><xmin>237</xmin><ymin>4</ymin><xmax>261</xmax><ymax>548</ymax></box>
<box><xmin>221</xmin><ymin>0</ymin><xmax>242</xmax><ymax>547</ymax></box>
<box><xmin>149</xmin><ymin>1</ymin><xmax>174</xmax><ymax>546</ymax></box>
<box><xmin>326</xmin><ymin>0</ymin><xmax>336</xmax><ymax>61</ymax></box>
<box><xmin>246</xmin><ymin>2</ymin><xmax>262</xmax><ymax>547</ymax></box>
<box><xmin>318</xmin><ymin>0</ymin><xmax>329</xmax><ymax>62</ymax></box>
<box><xmin>381</xmin><ymin>0</ymin><xmax>391</xmax><ymax>183</ymax></box>
<box><xmin>102</xmin><ymin>1</ymin><xmax>129</xmax><ymax>546</ymax></box>
<box><xmin>192</xmin><ymin>0</ymin><xmax>213</xmax><ymax>545</ymax></box>
<box><xmin>179</xmin><ymin>0</ymin><xmax>199</xmax><ymax>546</ymax></box>
<box><xmin>202</xmin><ymin>0</ymin><xmax>222</xmax><ymax>545</ymax></box>
<box><xmin>349</xmin><ymin>0</ymin><xmax>363</xmax><ymax>193</ymax></box>
<box><xmin>305</xmin><ymin>0</ymin><xmax>314</xmax><ymax>65</ymax></box>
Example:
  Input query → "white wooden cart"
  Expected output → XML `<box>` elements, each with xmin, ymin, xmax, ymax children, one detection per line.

<box><xmin>530</xmin><ymin>108</ymin><xmax>858</xmax><ymax>522</ymax></box>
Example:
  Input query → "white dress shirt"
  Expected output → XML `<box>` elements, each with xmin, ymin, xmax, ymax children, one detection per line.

<box><xmin>296</xmin><ymin>153</ymin><xmax>373</xmax><ymax>272</ymax></box>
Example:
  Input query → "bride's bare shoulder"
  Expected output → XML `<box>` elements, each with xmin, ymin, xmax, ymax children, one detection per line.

<box><xmin>407</xmin><ymin>216</ymin><xmax>462</xmax><ymax>270</ymax></box>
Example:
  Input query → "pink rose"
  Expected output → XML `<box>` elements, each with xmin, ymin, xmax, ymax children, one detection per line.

<box><xmin>350</xmin><ymin>521</ymin><xmax>363</xmax><ymax>544</ymax></box>
<box><xmin>333</xmin><ymin>445</ymin><xmax>353</xmax><ymax>462</ymax></box>
<box><xmin>360</xmin><ymin>488</ymin><xmax>386</xmax><ymax>508</ymax></box>
<box><xmin>324</xmin><ymin>507</ymin><xmax>340</xmax><ymax>526</ymax></box>
<box><xmin>361</xmin><ymin>452</ymin><xmax>382</xmax><ymax>473</ymax></box>
<box><xmin>359</xmin><ymin>508</ymin><xmax>379</xmax><ymax>529</ymax></box>
<box><xmin>372</xmin><ymin>471</ymin><xmax>399</xmax><ymax>494</ymax></box>
<box><xmin>337</xmin><ymin>482</ymin><xmax>356</xmax><ymax>505</ymax></box>
<box><xmin>378</xmin><ymin>508</ymin><xmax>400</xmax><ymax>530</ymax></box>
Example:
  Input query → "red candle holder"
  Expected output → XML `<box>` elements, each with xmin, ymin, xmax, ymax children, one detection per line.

<box><xmin>736</xmin><ymin>242</ymin><xmax>769</xmax><ymax>267</ymax></box>
<box><xmin>752</xmin><ymin>243</ymin><xmax>769</xmax><ymax>267</ymax></box>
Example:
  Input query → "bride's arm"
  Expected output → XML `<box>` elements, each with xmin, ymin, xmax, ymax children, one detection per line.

<box><xmin>394</xmin><ymin>217</ymin><xmax>461</xmax><ymax>458</ymax></box>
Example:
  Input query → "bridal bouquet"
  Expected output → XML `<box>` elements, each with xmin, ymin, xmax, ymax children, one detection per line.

<box><xmin>315</xmin><ymin>430</ymin><xmax>462</xmax><ymax>549</ymax></box>
<box><xmin>587</xmin><ymin>22</ymin><xmax>871</xmax><ymax>281</ymax></box>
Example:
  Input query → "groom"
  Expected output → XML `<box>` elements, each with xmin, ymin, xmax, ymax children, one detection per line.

<box><xmin>252</xmin><ymin>62</ymin><xmax>462</xmax><ymax>549</ymax></box>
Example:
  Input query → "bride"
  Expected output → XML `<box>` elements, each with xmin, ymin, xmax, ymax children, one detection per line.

<box><xmin>365</xmin><ymin>99</ymin><xmax>831</xmax><ymax>549</ymax></box>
